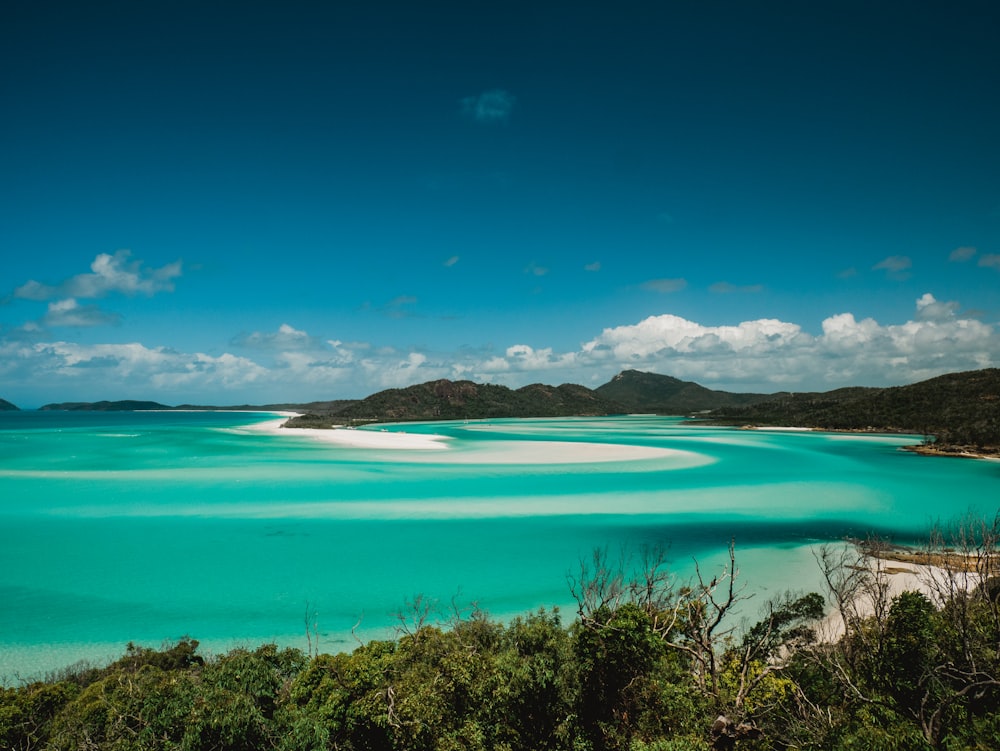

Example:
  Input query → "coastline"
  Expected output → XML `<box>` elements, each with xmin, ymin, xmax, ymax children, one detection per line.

<box><xmin>902</xmin><ymin>444</ymin><xmax>1000</xmax><ymax>461</ymax></box>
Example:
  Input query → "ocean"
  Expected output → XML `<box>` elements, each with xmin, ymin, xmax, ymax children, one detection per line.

<box><xmin>2</xmin><ymin>411</ymin><xmax>997</xmax><ymax>682</ymax></box>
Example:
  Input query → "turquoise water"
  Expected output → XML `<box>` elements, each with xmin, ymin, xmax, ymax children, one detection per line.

<box><xmin>2</xmin><ymin>412</ymin><xmax>998</xmax><ymax>682</ymax></box>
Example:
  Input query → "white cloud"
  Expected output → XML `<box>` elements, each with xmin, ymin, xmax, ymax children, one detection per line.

<box><xmin>14</xmin><ymin>250</ymin><xmax>182</xmax><ymax>301</ymax></box>
<box><xmin>2</xmin><ymin>294</ymin><xmax>997</xmax><ymax>406</ymax></box>
<box><xmin>979</xmin><ymin>254</ymin><xmax>1000</xmax><ymax>270</ymax></box>
<box><xmin>461</xmin><ymin>89</ymin><xmax>516</xmax><ymax>123</ymax></box>
<box><xmin>915</xmin><ymin>292</ymin><xmax>960</xmax><ymax>322</ymax></box>
<box><xmin>584</xmin><ymin>262</ymin><xmax>601</xmax><ymax>272</ymax></box>
<box><xmin>444</xmin><ymin>256</ymin><xmax>460</xmax><ymax>267</ymax></box>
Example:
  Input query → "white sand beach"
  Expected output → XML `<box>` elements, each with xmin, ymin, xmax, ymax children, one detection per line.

<box><xmin>244</xmin><ymin>417</ymin><xmax>695</xmax><ymax>464</ymax></box>
<box><xmin>245</xmin><ymin>418</ymin><xmax>452</xmax><ymax>450</ymax></box>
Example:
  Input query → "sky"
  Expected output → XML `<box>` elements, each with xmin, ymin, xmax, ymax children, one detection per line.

<box><xmin>2</xmin><ymin>1</ymin><xmax>999</xmax><ymax>408</ymax></box>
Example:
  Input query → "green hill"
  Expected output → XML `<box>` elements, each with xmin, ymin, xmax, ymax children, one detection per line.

<box><xmin>286</xmin><ymin>379</ymin><xmax>624</xmax><ymax>426</ymax></box>
<box><xmin>595</xmin><ymin>369</ymin><xmax>777</xmax><ymax>413</ymax></box>
<box><xmin>0</xmin><ymin>397</ymin><xmax>18</xmax><ymax>411</ymax></box>
<box><xmin>708</xmin><ymin>368</ymin><xmax>1000</xmax><ymax>450</ymax></box>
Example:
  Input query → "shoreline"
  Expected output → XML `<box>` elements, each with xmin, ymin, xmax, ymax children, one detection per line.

<box><xmin>902</xmin><ymin>444</ymin><xmax>1000</xmax><ymax>461</ymax></box>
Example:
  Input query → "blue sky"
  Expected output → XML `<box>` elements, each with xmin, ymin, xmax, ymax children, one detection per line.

<box><xmin>2</xmin><ymin>1</ymin><xmax>999</xmax><ymax>407</ymax></box>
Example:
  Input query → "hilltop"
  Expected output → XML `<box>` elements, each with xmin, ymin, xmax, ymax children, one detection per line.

<box><xmin>286</xmin><ymin>380</ymin><xmax>623</xmax><ymax>427</ymax></box>
<box><xmin>0</xmin><ymin>397</ymin><xmax>18</xmax><ymax>411</ymax></box>
<box><xmin>594</xmin><ymin>369</ymin><xmax>777</xmax><ymax>413</ymax></box>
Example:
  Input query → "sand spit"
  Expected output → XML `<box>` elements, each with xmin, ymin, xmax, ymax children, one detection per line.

<box><xmin>243</xmin><ymin>417</ymin><xmax>695</xmax><ymax>465</ymax></box>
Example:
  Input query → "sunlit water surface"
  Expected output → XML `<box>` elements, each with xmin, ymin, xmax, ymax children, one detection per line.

<box><xmin>2</xmin><ymin>411</ymin><xmax>998</xmax><ymax>682</ymax></box>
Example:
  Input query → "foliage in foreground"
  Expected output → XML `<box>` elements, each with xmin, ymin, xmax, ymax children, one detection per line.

<box><xmin>3</xmin><ymin>517</ymin><xmax>1000</xmax><ymax>751</ymax></box>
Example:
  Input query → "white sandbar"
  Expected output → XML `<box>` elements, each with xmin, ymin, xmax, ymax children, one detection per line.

<box><xmin>244</xmin><ymin>418</ymin><xmax>697</xmax><ymax>465</ymax></box>
<box><xmin>245</xmin><ymin>418</ymin><xmax>451</xmax><ymax>450</ymax></box>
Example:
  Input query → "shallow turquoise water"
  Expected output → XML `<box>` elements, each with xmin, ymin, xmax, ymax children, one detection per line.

<box><xmin>2</xmin><ymin>412</ymin><xmax>998</xmax><ymax>682</ymax></box>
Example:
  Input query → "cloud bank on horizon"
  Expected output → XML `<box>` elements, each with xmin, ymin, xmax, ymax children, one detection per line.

<box><xmin>1</xmin><ymin>252</ymin><xmax>997</xmax><ymax>406</ymax></box>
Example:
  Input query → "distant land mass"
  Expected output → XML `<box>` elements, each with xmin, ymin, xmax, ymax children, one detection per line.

<box><xmin>40</xmin><ymin>400</ymin><xmax>172</xmax><ymax>411</ymax></box>
<box><xmin>0</xmin><ymin>397</ymin><xmax>19</xmax><ymax>411</ymax></box>
<box><xmin>23</xmin><ymin>367</ymin><xmax>1000</xmax><ymax>455</ymax></box>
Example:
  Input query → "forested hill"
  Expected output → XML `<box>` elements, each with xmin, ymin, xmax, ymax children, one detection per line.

<box><xmin>595</xmin><ymin>369</ymin><xmax>777</xmax><ymax>412</ymax></box>
<box><xmin>708</xmin><ymin>368</ymin><xmax>1000</xmax><ymax>449</ymax></box>
<box><xmin>0</xmin><ymin>397</ymin><xmax>18</xmax><ymax>411</ymax></box>
<box><xmin>286</xmin><ymin>380</ymin><xmax>624</xmax><ymax>426</ymax></box>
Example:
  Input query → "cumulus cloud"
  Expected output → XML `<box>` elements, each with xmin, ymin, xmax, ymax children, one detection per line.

<box><xmin>461</xmin><ymin>89</ymin><xmax>515</xmax><ymax>123</ymax></box>
<box><xmin>873</xmin><ymin>255</ymin><xmax>912</xmax><ymax>279</ymax></box>
<box><xmin>949</xmin><ymin>246</ymin><xmax>977</xmax><ymax>262</ymax></box>
<box><xmin>2</xmin><ymin>292</ymin><xmax>997</xmax><ymax>406</ymax></box>
<box><xmin>914</xmin><ymin>292</ymin><xmax>960</xmax><ymax>322</ymax></box>
<box><xmin>641</xmin><ymin>278</ymin><xmax>687</xmax><ymax>293</ymax></box>
<box><xmin>979</xmin><ymin>254</ymin><xmax>1000</xmax><ymax>270</ymax></box>
<box><xmin>14</xmin><ymin>250</ymin><xmax>182</xmax><ymax>302</ymax></box>
<box><xmin>8</xmin><ymin>341</ymin><xmax>268</xmax><ymax>397</ymax></box>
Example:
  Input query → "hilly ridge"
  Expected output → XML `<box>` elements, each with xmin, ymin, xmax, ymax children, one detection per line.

<box><xmin>286</xmin><ymin>380</ymin><xmax>623</xmax><ymax>427</ymax></box>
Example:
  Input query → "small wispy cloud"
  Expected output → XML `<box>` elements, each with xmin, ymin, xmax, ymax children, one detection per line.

<box><xmin>443</xmin><ymin>256</ymin><xmax>460</xmax><ymax>267</ymax></box>
<box><xmin>461</xmin><ymin>89</ymin><xmax>516</xmax><ymax>124</ymax></box>
<box><xmin>979</xmin><ymin>254</ymin><xmax>1000</xmax><ymax>270</ymax></box>
<box><xmin>873</xmin><ymin>255</ymin><xmax>912</xmax><ymax>279</ymax></box>
<box><xmin>837</xmin><ymin>267</ymin><xmax>858</xmax><ymax>279</ymax></box>
<box><xmin>525</xmin><ymin>262</ymin><xmax>548</xmax><ymax>277</ymax></box>
<box><xmin>232</xmin><ymin>323</ymin><xmax>321</xmax><ymax>350</ymax></box>
<box><xmin>949</xmin><ymin>246</ymin><xmax>977</xmax><ymax>262</ymax></box>
<box><xmin>641</xmin><ymin>278</ymin><xmax>687</xmax><ymax>293</ymax></box>
<box><xmin>42</xmin><ymin>298</ymin><xmax>120</xmax><ymax>328</ymax></box>
<box><xmin>710</xmin><ymin>281</ymin><xmax>764</xmax><ymax>294</ymax></box>
<box><xmin>584</xmin><ymin>262</ymin><xmax>601</xmax><ymax>272</ymax></box>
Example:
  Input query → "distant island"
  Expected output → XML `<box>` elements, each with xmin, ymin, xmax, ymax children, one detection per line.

<box><xmin>12</xmin><ymin>367</ymin><xmax>999</xmax><ymax>457</ymax></box>
<box><xmin>283</xmin><ymin>368</ymin><xmax>1000</xmax><ymax>458</ymax></box>
<box><xmin>0</xmin><ymin>397</ymin><xmax>18</xmax><ymax>411</ymax></box>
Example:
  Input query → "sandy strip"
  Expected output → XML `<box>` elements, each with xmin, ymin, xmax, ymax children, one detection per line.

<box><xmin>241</xmin><ymin>417</ymin><xmax>697</xmax><ymax>465</ymax></box>
<box><xmin>816</xmin><ymin>558</ymin><xmax>983</xmax><ymax>643</ymax></box>
<box><xmin>244</xmin><ymin>418</ymin><xmax>452</xmax><ymax>450</ymax></box>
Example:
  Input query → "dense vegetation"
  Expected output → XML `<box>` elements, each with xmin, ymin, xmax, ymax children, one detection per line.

<box><xmin>708</xmin><ymin>369</ymin><xmax>1000</xmax><ymax>451</ymax></box>
<box><xmin>286</xmin><ymin>380</ymin><xmax>624</xmax><ymax>427</ymax></box>
<box><xmin>0</xmin><ymin>397</ymin><xmax>17</xmax><ymax>410</ymax></box>
<box><xmin>39</xmin><ymin>400</ymin><xmax>173</xmax><ymax>411</ymax></box>
<box><xmin>5</xmin><ymin>519</ymin><xmax>999</xmax><ymax>751</ymax></box>
<box><xmin>595</xmin><ymin>370</ymin><xmax>776</xmax><ymax>414</ymax></box>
